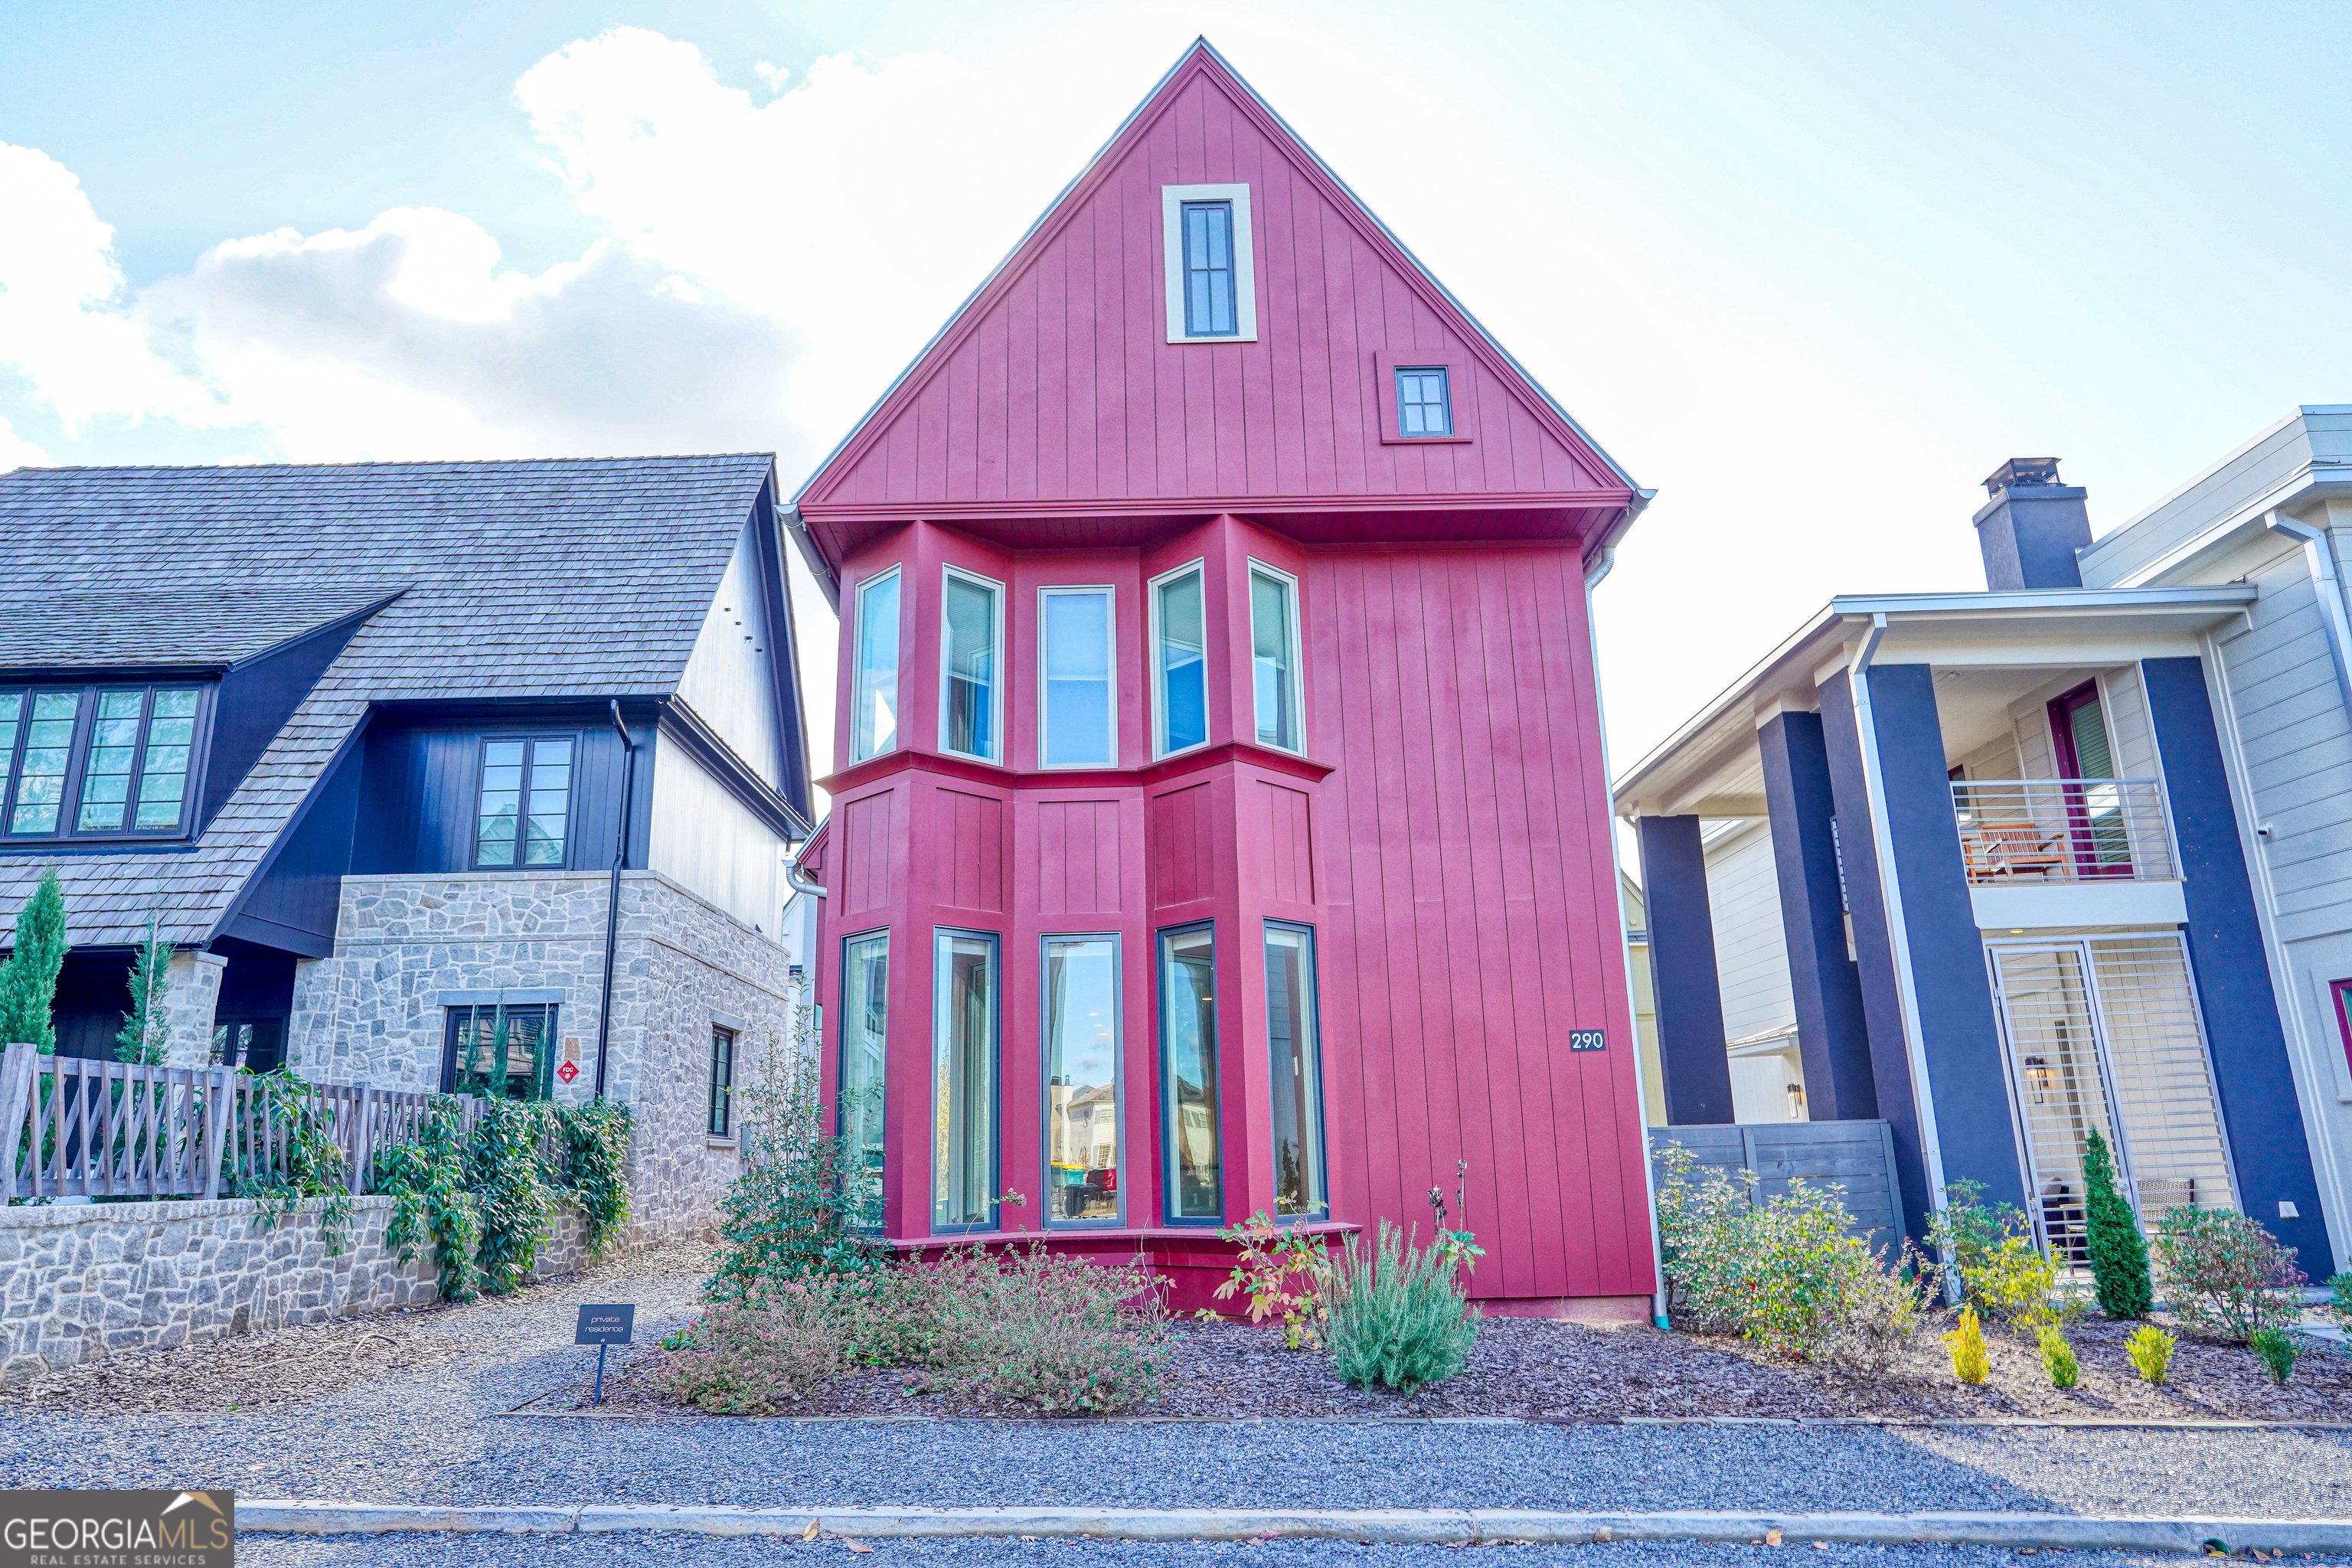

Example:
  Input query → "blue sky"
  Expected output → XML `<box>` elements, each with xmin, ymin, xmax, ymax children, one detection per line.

<box><xmin>5</xmin><ymin>1</ymin><xmax>2347</xmax><ymax>777</ymax></box>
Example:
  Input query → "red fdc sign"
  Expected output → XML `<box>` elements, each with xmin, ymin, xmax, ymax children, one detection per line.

<box><xmin>556</xmin><ymin>1060</ymin><xmax>580</xmax><ymax>1083</ymax></box>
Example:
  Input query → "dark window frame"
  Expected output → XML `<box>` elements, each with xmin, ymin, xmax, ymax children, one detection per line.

<box><xmin>838</xmin><ymin>926</ymin><xmax>891</xmax><ymax>1233</ymax></box>
<box><xmin>0</xmin><ymin>680</ymin><xmax>214</xmax><ymax>846</ymax></box>
<box><xmin>1372</xmin><ymin>351</ymin><xmax>1476</xmax><ymax>445</ymax></box>
<box><xmin>471</xmin><ymin>732</ymin><xmax>580</xmax><ymax>871</ymax></box>
<box><xmin>1040</xmin><ymin>930</ymin><xmax>1124</xmax><ymax>1231</ymax></box>
<box><xmin>1180</xmin><ymin>200</ymin><xmax>1240</xmax><ymax>338</ymax></box>
<box><xmin>929</xmin><ymin>925</ymin><xmax>1003</xmax><ymax>1237</ymax></box>
<box><xmin>1263</xmin><ymin>919</ymin><xmax>1331</xmax><ymax>1224</ymax></box>
<box><xmin>707</xmin><ymin>1024</ymin><xmax>737</xmax><ymax>1137</ymax></box>
<box><xmin>439</xmin><ymin>1002</ymin><xmax>558</xmax><ymax>1100</ymax></box>
<box><xmin>1156</xmin><ymin>919</ymin><xmax>1224</xmax><ymax>1227</ymax></box>
<box><xmin>1393</xmin><ymin>365</ymin><xmax>1454</xmax><ymax>438</ymax></box>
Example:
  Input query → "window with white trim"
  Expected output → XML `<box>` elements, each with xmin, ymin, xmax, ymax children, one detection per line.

<box><xmin>1152</xmin><ymin>563</ymin><xmax>1208</xmax><ymax>756</ymax></box>
<box><xmin>852</xmin><ymin>568</ymin><xmax>901</xmax><ymax>762</ymax></box>
<box><xmin>1248</xmin><ymin>564</ymin><xmax>1302</xmax><ymax>753</ymax></box>
<box><xmin>940</xmin><ymin>567</ymin><xmax>1004</xmax><ymax>763</ymax></box>
<box><xmin>1039</xmin><ymin>587</ymin><xmax>1116</xmax><ymax>768</ymax></box>
<box><xmin>1161</xmin><ymin>184</ymin><xmax>1257</xmax><ymax>343</ymax></box>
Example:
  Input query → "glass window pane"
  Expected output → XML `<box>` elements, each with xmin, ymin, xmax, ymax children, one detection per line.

<box><xmin>1264</xmin><ymin>924</ymin><xmax>1328</xmax><ymax>1220</ymax></box>
<box><xmin>0</xmin><ymin>692</ymin><xmax>21</xmax><ymax>724</ymax></box>
<box><xmin>1041</xmin><ymin>590</ymin><xmax>1114</xmax><ymax>767</ymax></box>
<box><xmin>139</xmin><ymin>744</ymin><xmax>190</xmax><ymax>776</ymax></box>
<box><xmin>146</xmin><ymin>717</ymin><xmax>194</xmax><ymax>747</ymax></box>
<box><xmin>1182</xmin><ymin>201</ymin><xmax>1237</xmax><ymax>336</ymax></box>
<box><xmin>96</xmin><ymin>691</ymin><xmax>143</xmax><ymax>720</ymax></box>
<box><xmin>933</xmin><ymin>931</ymin><xmax>998</xmax><ymax>1229</ymax></box>
<box><xmin>31</xmin><ymin>693</ymin><xmax>79</xmax><ymax>722</ymax></box>
<box><xmin>942</xmin><ymin>572</ymin><xmax>1000</xmax><ymax>760</ymax></box>
<box><xmin>133</xmin><ymin>797</ymin><xmax>185</xmax><ymax>831</ymax></box>
<box><xmin>1160</xmin><ymin>924</ymin><xmax>1221</xmax><ymax>1220</ymax></box>
<box><xmin>1155</xmin><ymin>568</ymin><xmax>1207</xmax><ymax>755</ymax></box>
<box><xmin>1250</xmin><ymin>568</ymin><xmax>1299</xmax><ymax>751</ymax></box>
<box><xmin>151</xmin><ymin>689</ymin><xmax>198</xmax><ymax>719</ymax></box>
<box><xmin>1397</xmin><ymin>367</ymin><xmax>1452</xmax><ymax>437</ymax></box>
<box><xmin>1045</xmin><ymin>936</ymin><xmax>1120</xmax><ymax>1224</ymax></box>
<box><xmin>854</xmin><ymin>571</ymin><xmax>901</xmax><ymax>761</ymax></box>
<box><xmin>484</xmin><ymin>740</ymin><xmax>525</xmax><ymax>766</ymax></box>
<box><xmin>707</xmin><ymin>1027</ymin><xmax>735</xmax><ymax>1137</ymax></box>
<box><xmin>10</xmin><ymin>695</ymin><xmax>78</xmax><ymax>834</ymax></box>
<box><xmin>840</xmin><ymin>932</ymin><xmax>890</xmax><ymax>1231</ymax></box>
<box><xmin>536</xmin><ymin>740</ymin><xmax>573</xmax><ymax>766</ymax></box>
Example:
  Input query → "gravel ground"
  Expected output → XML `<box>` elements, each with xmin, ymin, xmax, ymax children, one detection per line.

<box><xmin>9</xmin><ymin>1245</ymin><xmax>2352</xmax><ymax>1556</ymax></box>
<box><xmin>233</xmin><ymin>1534</ymin><xmax>2352</xmax><ymax>1566</ymax></box>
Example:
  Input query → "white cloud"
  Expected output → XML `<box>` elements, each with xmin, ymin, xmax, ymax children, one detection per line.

<box><xmin>0</xmin><ymin>414</ymin><xmax>47</xmax><ymax>473</ymax></box>
<box><xmin>0</xmin><ymin>143</ymin><xmax>223</xmax><ymax>433</ymax></box>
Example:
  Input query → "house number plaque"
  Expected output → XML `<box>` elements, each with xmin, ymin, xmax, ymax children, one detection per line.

<box><xmin>1568</xmin><ymin>1030</ymin><xmax>1606</xmax><ymax>1052</ymax></box>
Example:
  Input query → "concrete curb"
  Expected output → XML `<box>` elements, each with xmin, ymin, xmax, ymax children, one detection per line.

<box><xmin>237</xmin><ymin>1501</ymin><xmax>2352</xmax><ymax>1553</ymax></box>
<box><xmin>489</xmin><ymin>1407</ymin><xmax>2352</xmax><ymax>1432</ymax></box>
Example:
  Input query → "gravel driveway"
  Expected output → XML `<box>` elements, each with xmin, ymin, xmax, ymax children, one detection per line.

<box><xmin>8</xmin><ymin>1246</ymin><xmax>2352</xmax><ymax>1565</ymax></box>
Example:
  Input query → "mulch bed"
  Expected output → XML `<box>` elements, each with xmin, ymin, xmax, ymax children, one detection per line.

<box><xmin>543</xmin><ymin>1312</ymin><xmax>2352</xmax><ymax>1423</ymax></box>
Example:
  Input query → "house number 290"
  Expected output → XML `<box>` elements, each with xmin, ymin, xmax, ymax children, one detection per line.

<box><xmin>1568</xmin><ymin>1030</ymin><xmax>1606</xmax><ymax>1052</ymax></box>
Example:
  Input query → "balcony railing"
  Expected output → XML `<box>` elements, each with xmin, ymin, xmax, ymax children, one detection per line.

<box><xmin>1952</xmin><ymin>778</ymin><xmax>2175</xmax><ymax>886</ymax></box>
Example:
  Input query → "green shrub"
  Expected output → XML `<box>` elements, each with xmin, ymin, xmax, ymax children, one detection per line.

<box><xmin>2328</xmin><ymin>1270</ymin><xmax>2352</xmax><ymax>1325</ymax></box>
<box><xmin>705</xmin><ymin>1038</ymin><xmax>884</xmax><ymax>1303</ymax></box>
<box><xmin>1961</xmin><ymin>1235</ymin><xmax>2078</xmax><ymax>1332</ymax></box>
<box><xmin>374</xmin><ymin>1096</ymin><xmax>481</xmax><ymax>1299</ymax></box>
<box><xmin>655</xmin><ymin>1283</ymin><xmax>851</xmax><ymax>1413</ymax></box>
<box><xmin>2080</xmin><ymin>1129</ymin><xmax>2153</xmax><ymax>1320</ymax></box>
<box><xmin>934</xmin><ymin>1245</ymin><xmax>1169</xmax><ymax>1413</ymax></box>
<box><xmin>2126</xmin><ymin>1325</ymin><xmax>2176</xmax><ymax>1384</ymax></box>
<box><xmin>2251</xmin><ymin>1326</ymin><xmax>2297</xmax><ymax>1385</ymax></box>
<box><xmin>1654</xmin><ymin>1146</ymin><xmax>1923</xmax><ymax>1366</ymax></box>
<box><xmin>0</xmin><ymin>867</ymin><xmax>67</xmax><ymax>1051</ymax></box>
<box><xmin>554</xmin><ymin>1099</ymin><xmax>632</xmax><ymax>1256</ymax></box>
<box><xmin>1328</xmin><ymin>1220</ymin><xmax>1480</xmax><ymax>1393</ymax></box>
<box><xmin>1943</xmin><ymin>1306</ymin><xmax>1989</xmax><ymax>1384</ymax></box>
<box><xmin>1926</xmin><ymin>1179</ymin><xmax>2033</xmax><ymax>1304</ymax></box>
<box><xmin>470</xmin><ymin>1097</ymin><xmax>552</xmax><ymax>1295</ymax></box>
<box><xmin>2152</xmin><ymin>1207</ymin><xmax>2305</xmax><ymax>1343</ymax></box>
<box><xmin>2036</xmin><ymin>1324</ymin><xmax>2079</xmax><ymax>1389</ymax></box>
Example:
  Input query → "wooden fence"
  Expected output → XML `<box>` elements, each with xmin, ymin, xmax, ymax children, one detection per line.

<box><xmin>0</xmin><ymin>1041</ymin><xmax>475</xmax><ymax>1203</ymax></box>
<box><xmin>1648</xmin><ymin>1118</ymin><xmax>1908</xmax><ymax>1260</ymax></box>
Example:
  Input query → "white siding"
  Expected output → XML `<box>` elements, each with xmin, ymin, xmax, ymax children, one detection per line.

<box><xmin>1704</xmin><ymin>819</ymin><xmax>1798</xmax><ymax>1044</ymax></box>
<box><xmin>2099</xmin><ymin>664</ymin><xmax>2161</xmax><ymax>781</ymax></box>
<box><xmin>677</xmin><ymin>521</ymin><xmax>783</xmax><ymax>789</ymax></box>
<box><xmin>648</xmin><ymin>740</ymin><xmax>787</xmax><ymax>933</ymax></box>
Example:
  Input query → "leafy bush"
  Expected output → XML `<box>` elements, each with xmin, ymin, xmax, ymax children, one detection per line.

<box><xmin>2328</xmin><ymin>1270</ymin><xmax>2352</xmax><ymax>1326</ymax></box>
<box><xmin>705</xmin><ymin>1041</ymin><xmax>884</xmax><ymax>1303</ymax></box>
<box><xmin>1214</xmin><ymin>1210</ymin><xmax>1336</xmax><ymax>1349</ymax></box>
<box><xmin>2251</xmin><ymin>1326</ymin><xmax>2297</xmax><ymax>1385</ymax></box>
<box><xmin>1328</xmin><ymin>1221</ymin><xmax>1480</xmax><ymax>1393</ymax></box>
<box><xmin>0</xmin><ymin>867</ymin><xmax>66</xmax><ymax>1051</ymax></box>
<box><xmin>933</xmin><ymin>1246</ymin><xmax>1169</xmax><ymax>1413</ymax></box>
<box><xmin>1962</xmin><ymin>1236</ymin><xmax>2081</xmax><ymax>1333</ymax></box>
<box><xmin>2126</xmin><ymin>1325</ymin><xmax>2176</xmax><ymax>1385</ymax></box>
<box><xmin>554</xmin><ymin>1099</ymin><xmax>632</xmax><ymax>1256</ymax></box>
<box><xmin>2036</xmin><ymin>1325</ymin><xmax>2079</xmax><ymax>1389</ymax></box>
<box><xmin>470</xmin><ymin>1097</ymin><xmax>553</xmax><ymax>1294</ymax></box>
<box><xmin>2080</xmin><ymin>1130</ymin><xmax>2152</xmax><ymax>1321</ymax></box>
<box><xmin>1653</xmin><ymin>1146</ymin><xmax>1923</xmax><ymax>1366</ymax></box>
<box><xmin>1943</xmin><ymin>1307</ymin><xmax>1989</xmax><ymax>1385</ymax></box>
<box><xmin>1926</xmin><ymin>1180</ymin><xmax>2031</xmax><ymax>1298</ymax></box>
<box><xmin>654</xmin><ymin>1283</ymin><xmax>851</xmax><ymax>1413</ymax></box>
<box><xmin>374</xmin><ymin>1096</ymin><xmax>481</xmax><ymax>1299</ymax></box>
<box><xmin>2152</xmin><ymin>1207</ymin><xmax>2305</xmax><ymax>1343</ymax></box>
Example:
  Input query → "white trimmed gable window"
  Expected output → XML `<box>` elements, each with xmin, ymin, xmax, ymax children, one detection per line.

<box><xmin>1162</xmin><ymin>184</ymin><xmax>1258</xmax><ymax>343</ymax></box>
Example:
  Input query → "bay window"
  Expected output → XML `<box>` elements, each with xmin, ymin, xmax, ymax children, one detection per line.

<box><xmin>933</xmin><ymin>928</ymin><xmax>999</xmax><ymax>1230</ymax></box>
<box><xmin>1039</xmin><ymin>587</ymin><xmax>1116</xmax><ymax>767</ymax></box>
<box><xmin>839</xmin><ymin>930</ymin><xmax>890</xmax><ymax>1232</ymax></box>
<box><xmin>1044</xmin><ymin>936</ymin><xmax>1121</xmax><ymax>1224</ymax></box>
<box><xmin>1158</xmin><ymin>923</ymin><xmax>1221</xmax><ymax>1222</ymax></box>
<box><xmin>1248</xmin><ymin>565</ymin><xmax>1302</xmax><ymax>753</ymax></box>
<box><xmin>1152</xmin><ymin>564</ymin><xmax>1208</xmax><ymax>756</ymax></box>
<box><xmin>1264</xmin><ymin>922</ymin><xmax>1328</xmax><ymax>1220</ymax></box>
<box><xmin>852</xmin><ymin>568</ymin><xmax>901</xmax><ymax>762</ymax></box>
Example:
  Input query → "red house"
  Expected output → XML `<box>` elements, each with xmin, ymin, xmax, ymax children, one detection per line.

<box><xmin>789</xmin><ymin>40</ymin><xmax>1657</xmax><ymax>1319</ymax></box>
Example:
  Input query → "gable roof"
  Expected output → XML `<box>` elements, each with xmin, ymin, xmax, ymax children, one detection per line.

<box><xmin>0</xmin><ymin>455</ymin><xmax>779</xmax><ymax>946</ymax></box>
<box><xmin>789</xmin><ymin>39</ymin><xmax>1642</xmax><ymax>586</ymax></box>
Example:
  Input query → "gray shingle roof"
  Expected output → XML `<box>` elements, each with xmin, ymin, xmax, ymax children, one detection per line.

<box><xmin>0</xmin><ymin>455</ymin><xmax>776</xmax><ymax>946</ymax></box>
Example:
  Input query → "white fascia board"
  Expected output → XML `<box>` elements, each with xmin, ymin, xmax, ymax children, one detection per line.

<box><xmin>1969</xmin><ymin>878</ymin><xmax>2189</xmax><ymax>932</ymax></box>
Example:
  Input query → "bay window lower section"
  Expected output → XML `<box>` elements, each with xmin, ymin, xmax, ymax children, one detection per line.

<box><xmin>839</xmin><ymin>930</ymin><xmax>890</xmax><ymax>1232</ymax></box>
<box><xmin>1159</xmin><ymin>923</ymin><xmax>1222</xmax><ymax>1223</ymax></box>
<box><xmin>933</xmin><ymin>929</ymin><xmax>1000</xmax><ymax>1231</ymax></box>
<box><xmin>1264</xmin><ymin>922</ymin><xmax>1328</xmax><ymax>1220</ymax></box>
<box><xmin>1044</xmin><ymin>936</ymin><xmax>1121</xmax><ymax>1225</ymax></box>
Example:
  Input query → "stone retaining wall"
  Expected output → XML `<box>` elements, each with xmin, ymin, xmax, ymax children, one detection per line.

<box><xmin>0</xmin><ymin>1194</ymin><xmax>591</xmax><ymax>1384</ymax></box>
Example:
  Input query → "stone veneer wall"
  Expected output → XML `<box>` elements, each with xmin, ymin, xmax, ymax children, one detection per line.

<box><xmin>0</xmin><ymin>1194</ymin><xmax>590</xmax><ymax>1383</ymax></box>
<box><xmin>285</xmin><ymin>869</ymin><xmax>796</xmax><ymax>1243</ymax></box>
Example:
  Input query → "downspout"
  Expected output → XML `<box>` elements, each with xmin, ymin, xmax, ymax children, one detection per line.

<box><xmin>2266</xmin><ymin>511</ymin><xmax>2352</xmax><ymax>721</ymax></box>
<box><xmin>1845</xmin><ymin>614</ymin><xmax>1955</xmax><ymax>1236</ymax></box>
<box><xmin>786</xmin><ymin>861</ymin><xmax>828</xmax><ymax>899</ymax></box>
<box><xmin>593</xmin><ymin>700</ymin><xmax>635</xmax><ymax>1101</ymax></box>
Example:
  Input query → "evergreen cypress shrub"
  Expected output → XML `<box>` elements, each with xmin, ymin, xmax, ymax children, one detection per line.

<box><xmin>0</xmin><ymin>867</ymin><xmax>67</xmax><ymax>1051</ymax></box>
<box><xmin>114</xmin><ymin>913</ymin><xmax>172</xmax><ymax>1065</ymax></box>
<box><xmin>2080</xmin><ymin>1129</ymin><xmax>2153</xmax><ymax>1320</ymax></box>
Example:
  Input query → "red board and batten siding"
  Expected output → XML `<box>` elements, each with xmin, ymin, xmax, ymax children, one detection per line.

<box><xmin>800</xmin><ymin>67</ymin><xmax>1615</xmax><ymax>522</ymax></box>
<box><xmin>798</xmin><ymin>41</ymin><xmax>1655</xmax><ymax>1315</ymax></box>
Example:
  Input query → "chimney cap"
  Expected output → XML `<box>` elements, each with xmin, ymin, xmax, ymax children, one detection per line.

<box><xmin>1984</xmin><ymin>457</ymin><xmax>2063</xmax><ymax>495</ymax></box>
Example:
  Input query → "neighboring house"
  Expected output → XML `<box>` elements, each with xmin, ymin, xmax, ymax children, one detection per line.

<box><xmin>0</xmin><ymin>457</ymin><xmax>816</xmax><ymax>1240</ymax></box>
<box><xmin>1621</xmin><ymin>871</ymin><xmax>1665</xmax><ymax>1129</ymax></box>
<box><xmin>786</xmin><ymin>41</ymin><xmax>1658</xmax><ymax>1318</ymax></box>
<box><xmin>1613</xmin><ymin>440</ymin><xmax>2343</xmax><ymax>1277</ymax></box>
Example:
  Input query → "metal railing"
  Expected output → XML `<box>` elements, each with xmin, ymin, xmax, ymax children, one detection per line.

<box><xmin>1952</xmin><ymin>777</ymin><xmax>2175</xmax><ymax>886</ymax></box>
<box><xmin>0</xmin><ymin>1042</ymin><xmax>474</xmax><ymax>1201</ymax></box>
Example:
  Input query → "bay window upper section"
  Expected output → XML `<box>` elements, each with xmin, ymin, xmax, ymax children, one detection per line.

<box><xmin>0</xmin><ymin>682</ymin><xmax>211</xmax><ymax>844</ymax></box>
<box><xmin>830</xmin><ymin>519</ymin><xmax>1321</xmax><ymax>780</ymax></box>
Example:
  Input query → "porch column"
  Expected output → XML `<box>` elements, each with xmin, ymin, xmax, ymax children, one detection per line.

<box><xmin>1818</xmin><ymin>664</ymin><xmax>2027</xmax><ymax>1241</ymax></box>
<box><xmin>1757</xmin><ymin>710</ymin><xmax>1878</xmax><ymax>1122</ymax></box>
<box><xmin>1635</xmin><ymin>814</ymin><xmax>1735</xmax><ymax>1125</ymax></box>
<box><xmin>2141</xmin><ymin>656</ymin><xmax>2331</xmax><ymax>1264</ymax></box>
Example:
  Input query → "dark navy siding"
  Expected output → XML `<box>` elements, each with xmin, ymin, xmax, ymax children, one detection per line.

<box><xmin>351</xmin><ymin>713</ymin><xmax>653</xmax><ymax>877</ymax></box>
<box><xmin>1759</xmin><ymin>710</ymin><xmax>1878</xmax><ymax>1122</ymax></box>
<box><xmin>220</xmin><ymin>728</ymin><xmax>366</xmax><ymax>957</ymax></box>
<box><xmin>1864</xmin><ymin>662</ymin><xmax>2028</xmax><ymax>1217</ymax></box>
<box><xmin>2141</xmin><ymin>655</ymin><xmax>2331</xmax><ymax>1266</ymax></box>
<box><xmin>1636</xmin><ymin>813</ymin><xmax>1736</xmax><ymax>1125</ymax></box>
<box><xmin>1817</xmin><ymin>668</ymin><xmax>1933</xmax><ymax>1242</ymax></box>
